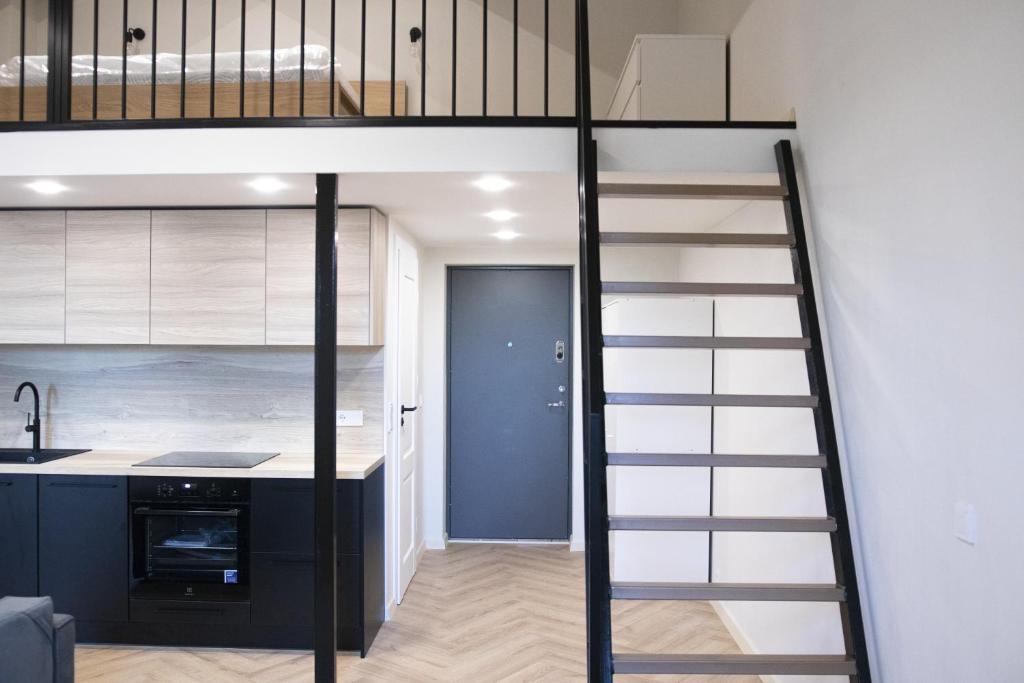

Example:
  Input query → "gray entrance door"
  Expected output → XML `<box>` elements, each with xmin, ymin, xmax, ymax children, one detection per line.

<box><xmin>447</xmin><ymin>267</ymin><xmax>572</xmax><ymax>540</ymax></box>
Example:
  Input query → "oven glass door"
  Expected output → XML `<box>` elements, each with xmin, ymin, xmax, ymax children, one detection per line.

<box><xmin>134</xmin><ymin>507</ymin><xmax>244</xmax><ymax>584</ymax></box>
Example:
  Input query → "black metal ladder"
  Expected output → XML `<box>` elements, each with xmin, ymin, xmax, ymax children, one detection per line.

<box><xmin>575</xmin><ymin>138</ymin><xmax>873</xmax><ymax>682</ymax></box>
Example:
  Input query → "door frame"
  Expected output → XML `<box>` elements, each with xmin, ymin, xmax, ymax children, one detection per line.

<box><xmin>444</xmin><ymin>265</ymin><xmax>574</xmax><ymax>541</ymax></box>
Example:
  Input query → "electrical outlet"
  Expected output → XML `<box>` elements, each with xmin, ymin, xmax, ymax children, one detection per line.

<box><xmin>336</xmin><ymin>410</ymin><xmax>364</xmax><ymax>427</ymax></box>
<box><xmin>954</xmin><ymin>501</ymin><xmax>977</xmax><ymax>545</ymax></box>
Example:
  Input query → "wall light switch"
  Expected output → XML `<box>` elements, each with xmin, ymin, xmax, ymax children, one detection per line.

<box><xmin>336</xmin><ymin>410</ymin><xmax>364</xmax><ymax>427</ymax></box>
<box><xmin>954</xmin><ymin>501</ymin><xmax>978</xmax><ymax>545</ymax></box>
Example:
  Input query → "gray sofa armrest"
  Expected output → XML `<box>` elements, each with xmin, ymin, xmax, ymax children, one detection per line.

<box><xmin>52</xmin><ymin>613</ymin><xmax>76</xmax><ymax>683</ymax></box>
<box><xmin>0</xmin><ymin>596</ymin><xmax>56</xmax><ymax>683</ymax></box>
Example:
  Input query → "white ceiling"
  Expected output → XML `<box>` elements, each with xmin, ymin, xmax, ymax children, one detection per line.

<box><xmin>0</xmin><ymin>170</ymin><xmax>777</xmax><ymax>247</ymax></box>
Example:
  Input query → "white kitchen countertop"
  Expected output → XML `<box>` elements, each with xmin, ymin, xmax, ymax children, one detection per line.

<box><xmin>0</xmin><ymin>450</ymin><xmax>383</xmax><ymax>480</ymax></box>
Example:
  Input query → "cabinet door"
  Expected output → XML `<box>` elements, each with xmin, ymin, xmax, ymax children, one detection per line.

<box><xmin>39</xmin><ymin>475</ymin><xmax>128</xmax><ymax>621</ymax></box>
<box><xmin>338</xmin><ymin>209</ymin><xmax>371</xmax><ymax>345</ymax></box>
<box><xmin>251</xmin><ymin>553</ymin><xmax>314</xmax><ymax>627</ymax></box>
<box><xmin>0</xmin><ymin>475</ymin><xmax>38</xmax><ymax>597</ymax></box>
<box><xmin>266</xmin><ymin>209</ymin><xmax>316</xmax><ymax>345</ymax></box>
<box><xmin>66</xmin><ymin>210</ymin><xmax>151</xmax><ymax>344</ymax></box>
<box><xmin>151</xmin><ymin>209</ymin><xmax>266</xmax><ymax>345</ymax></box>
<box><xmin>266</xmin><ymin>208</ymin><xmax>386</xmax><ymax>346</ymax></box>
<box><xmin>0</xmin><ymin>211</ymin><xmax>65</xmax><ymax>343</ymax></box>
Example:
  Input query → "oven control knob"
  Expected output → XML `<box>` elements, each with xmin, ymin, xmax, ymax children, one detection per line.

<box><xmin>206</xmin><ymin>483</ymin><xmax>221</xmax><ymax>498</ymax></box>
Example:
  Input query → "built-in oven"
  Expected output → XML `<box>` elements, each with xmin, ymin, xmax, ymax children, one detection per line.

<box><xmin>130</xmin><ymin>477</ymin><xmax>251</xmax><ymax>608</ymax></box>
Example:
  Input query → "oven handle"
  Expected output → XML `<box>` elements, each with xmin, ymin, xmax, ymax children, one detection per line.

<box><xmin>133</xmin><ymin>507</ymin><xmax>241</xmax><ymax>517</ymax></box>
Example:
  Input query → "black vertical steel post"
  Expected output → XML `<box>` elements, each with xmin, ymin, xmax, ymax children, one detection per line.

<box><xmin>19</xmin><ymin>0</ymin><xmax>27</xmax><ymax>120</ymax></box>
<box><xmin>239</xmin><ymin>0</ymin><xmax>246</xmax><ymax>117</ymax></box>
<box><xmin>481</xmin><ymin>0</ymin><xmax>487</xmax><ymax>115</ymax></box>
<box><xmin>543</xmin><ymin>0</ymin><xmax>548</xmax><ymax>117</ymax></box>
<box><xmin>121</xmin><ymin>0</ymin><xmax>128</xmax><ymax>118</ymax></box>
<box><xmin>91</xmin><ymin>0</ymin><xmax>98</xmax><ymax>119</ymax></box>
<box><xmin>707</xmin><ymin>301</ymin><xmax>715</xmax><ymax>582</ymax></box>
<box><xmin>180</xmin><ymin>0</ymin><xmax>187</xmax><ymax>118</ymax></box>
<box><xmin>575</xmin><ymin>0</ymin><xmax>612</xmax><ymax>681</ymax></box>
<box><xmin>313</xmin><ymin>173</ymin><xmax>339</xmax><ymax>683</ymax></box>
<box><xmin>390</xmin><ymin>0</ymin><xmax>396</xmax><ymax>116</ymax></box>
<box><xmin>775</xmin><ymin>139</ymin><xmax>872</xmax><ymax>683</ymax></box>
<box><xmin>419</xmin><ymin>0</ymin><xmax>426</xmax><ymax>116</ymax></box>
<box><xmin>328</xmin><ymin>0</ymin><xmax>335</xmax><ymax>116</ymax></box>
<box><xmin>450</xmin><ymin>0</ymin><xmax>456</xmax><ymax>115</ymax></box>
<box><xmin>299</xmin><ymin>0</ymin><xmax>305</xmax><ymax>116</ymax></box>
<box><xmin>359</xmin><ymin>0</ymin><xmax>366</xmax><ymax>114</ymax></box>
<box><xmin>210</xmin><ymin>0</ymin><xmax>217</xmax><ymax>117</ymax></box>
<box><xmin>151</xmin><ymin>0</ymin><xmax>158</xmax><ymax>117</ymax></box>
<box><xmin>46</xmin><ymin>0</ymin><xmax>72</xmax><ymax>122</ymax></box>
<box><xmin>269</xmin><ymin>0</ymin><xmax>276</xmax><ymax>116</ymax></box>
<box><xmin>512</xmin><ymin>0</ymin><xmax>517</xmax><ymax>117</ymax></box>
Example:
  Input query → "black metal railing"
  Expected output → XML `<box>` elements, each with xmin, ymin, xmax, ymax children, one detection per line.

<box><xmin>1</xmin><ymin>0</ymin><xmax>581</xmax><ymax>125</ymax></box>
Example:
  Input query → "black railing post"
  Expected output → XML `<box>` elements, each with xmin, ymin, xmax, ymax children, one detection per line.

<box><xmin>776</xmin><ymin>139</ymin><xmax>873</xmax><ymax>683</ymax></box>
<box><xmin>575</xmin><ymin>0</ymin><xmax>613</xmax><ymax>681</ymax></box>
<box><xmin>313</xmin><ymin>173</ymin><xmax>339</xmax><ymax>683</ymax></box>
<box><xmin>46</xmin><ymin>0</ymin><xmax>72</xmax><ymax>122</ymax></box>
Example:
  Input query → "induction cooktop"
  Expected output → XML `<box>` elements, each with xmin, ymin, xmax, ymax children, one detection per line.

<box><xmin>133</xmin><ymin>451</ymin><xmax>280</xmax><ymax>468</ymax></box>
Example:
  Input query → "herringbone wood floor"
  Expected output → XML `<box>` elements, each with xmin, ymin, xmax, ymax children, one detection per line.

<box><xmin>76</xmin><ymin>544</ymin><xmax>756</xmax><ymax>682</ymax></box>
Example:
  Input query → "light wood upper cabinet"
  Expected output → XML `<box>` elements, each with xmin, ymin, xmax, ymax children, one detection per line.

<box><xmin>267</xmin><ymin>208</ymin><xmax>387</xmax><ymax>346</ymax></box>
<box><xmin>66</xmin><ymin>210</ymin><xmax>151</xmax><ymax>344</ymax></box>
<box><xmin>150</xmin><ymin>210</ymin><xmax>267</xmax><ymax>346</ymax></box>
<box><xmin>0</xmin><ymin>211</ymin><xmax>66</xmax><ymax>344</ymax></box>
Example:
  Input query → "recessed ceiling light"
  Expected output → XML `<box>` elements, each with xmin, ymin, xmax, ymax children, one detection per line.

<box><xmin>26</xmin><ymin>180</ymin><xmax>67</xmax><ymax>195</ymax></box>
<box><xmin>493</xmin><ymin>229</ymin><xmax>520</xmax><ymax>241</ymax></box>
<box><xmin>249</xmin><ymin>177</ymin><xmax>288</xmax><ymax>194</ymax></box>
<box><xmin>485</xmin><ymin>209</ymin><xmax>517</xmax><ymax>222</ymax></box>
<box><xmin>473</xmin><ymin>176</ymin><xmax>514</xmax><ymax>193</ymax></box>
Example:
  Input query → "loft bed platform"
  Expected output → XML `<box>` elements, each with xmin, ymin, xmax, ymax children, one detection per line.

<box><xmin>0</xmin><ymin>45</ymin><xmax>406</xmax><ymax>122</ymax></box>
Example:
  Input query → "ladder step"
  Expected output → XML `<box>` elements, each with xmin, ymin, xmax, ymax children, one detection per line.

<box><xmin>602</xmin><ymin>282</ymin><xmax>803</xmax><ymax>297</ymax></box>
<box><xmin>611</xmin><ymin>582</ymin><xmax>846</xmax><ymax>602</ymax></box>
<box><xmin>607</xmin><ymin>453</ymin><xmax>827</xmax><ymax>468</ymax></box>
<box><xmin>600</xmin><ymin>232</ymin><xmax>795</xmax><ymax>247</ymax></box>
<box><xmin>607</xmin><ymin>393</ymin><xmax>819</xmax><ymax>408</ymax></box>
<box><xmin>598</xmin><ymin>183</ymin><xmax>788</xmax><ymax>201</ymax></box>
<box><xmin>612</xmin><ymin>653</ymin><xmax>857</xmax><ymax>676</ymax></box>
<box><xmin>603</xmin><ymin>335</ymin><xmax>811</xmax><ymax>350</ymax></box>
<box><xmin>609</xmin><ymin>515</ymin><xmax>838</xmax><ymax>533</ymax></box>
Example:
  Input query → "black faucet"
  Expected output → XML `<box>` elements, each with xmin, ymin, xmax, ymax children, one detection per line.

<box><xmin>14</xmin><ymin>381</ymin><xmax>41</xmax><ymax>452</ymax></box>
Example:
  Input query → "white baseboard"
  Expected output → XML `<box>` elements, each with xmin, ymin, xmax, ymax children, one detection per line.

<box><xmin>424</xmin><ymin>536</ymin><xmax>446</xmax><ymax>550</ymax></box>
<box><xmin>710</xmin><ymin>602</ymin><xmax>775</xmax><ymax>683</ymax></box>
<box><xmin>569</xmin><ymin>537</ymin><xmax>585</xmax><ymax>552</ymax></box>
<box><xmin>384</xmin><ymin>598</ymin><xmax>396</xmax><ymax>621</ymax></box>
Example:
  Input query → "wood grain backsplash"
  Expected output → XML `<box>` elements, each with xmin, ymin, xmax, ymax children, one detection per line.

<box><xmin>0</xmin><ymin>346</ymin><xmax>384</xmax><ymax>455</ymax></box>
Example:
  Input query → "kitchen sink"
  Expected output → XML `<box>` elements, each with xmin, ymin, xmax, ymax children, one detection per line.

<box><xmin>0</xmin><ymin>448</ymin><xmax>91</xmax><ymax>464</ymax></box>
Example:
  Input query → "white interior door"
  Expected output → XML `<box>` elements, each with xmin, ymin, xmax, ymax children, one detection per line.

<box><xmin>396</xmin><ymin>236</ymin><xmax>420</xmax><ymax>602</ymax></box>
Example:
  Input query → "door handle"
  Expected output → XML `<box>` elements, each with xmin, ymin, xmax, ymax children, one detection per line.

<box><xmin>400</xmin><ymin>404</ymin><xmax>418</xmax><ymax>427</ymax></box>
<box><xmin>546</xmin><ymin>400</ymin><xmax>566</xmax><ymax>408</ymax></box>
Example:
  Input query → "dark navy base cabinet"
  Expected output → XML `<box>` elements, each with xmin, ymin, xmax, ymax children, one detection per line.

<box><xmin>0</xmin><ymin>474</ymin><xmax>39</xmax><ymax>597</ymax></box>
<box><xmin>250</xmin><ymin>467</ymin><xmax>386</xmax><ymax>655</ymax></box>
<box><xmin>2</xmin><ymin>466</ymin><xmax>384</xmax><ymax>654</ymax></box>
<box><xmin>39</xmin><ymin>475</ymin><xmax>129</xmax><ymax>623</ymax></box>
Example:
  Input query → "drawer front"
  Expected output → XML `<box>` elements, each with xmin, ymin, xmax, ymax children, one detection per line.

<box><xmin>251</xmin><ymin>553</ymin><xmax>314</xmax><ymax>627</ymax></box>
<box><xmin>131</xmin><ymin>599</ymin><xmax>251</xmax><ymax>625</ymax></box>
<box><xmin>252</xmin><ymin>479</ymin><xmax>361</xmax><ymax>555</ymax></box>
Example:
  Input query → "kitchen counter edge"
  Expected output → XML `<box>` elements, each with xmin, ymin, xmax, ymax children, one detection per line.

<box><xmin>0</xmin><ymin>450</ymin><xmax>384</xmax><ymax>480</ymax></box>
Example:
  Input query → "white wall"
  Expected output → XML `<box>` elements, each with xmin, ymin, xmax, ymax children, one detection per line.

<box><xmin>727</xmin><ymin>1</ymin><xmax>1024</xmax><ymax>681</ymax></box>
<box><xmin>676</xmin><ymin>0</ymin><xmax>752</xmax><ymax>35</ymax></box>
<box><xmin>418</xmin><ymin>244</ymin><xmax>583</xmax><ymax>550</ymax></box>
